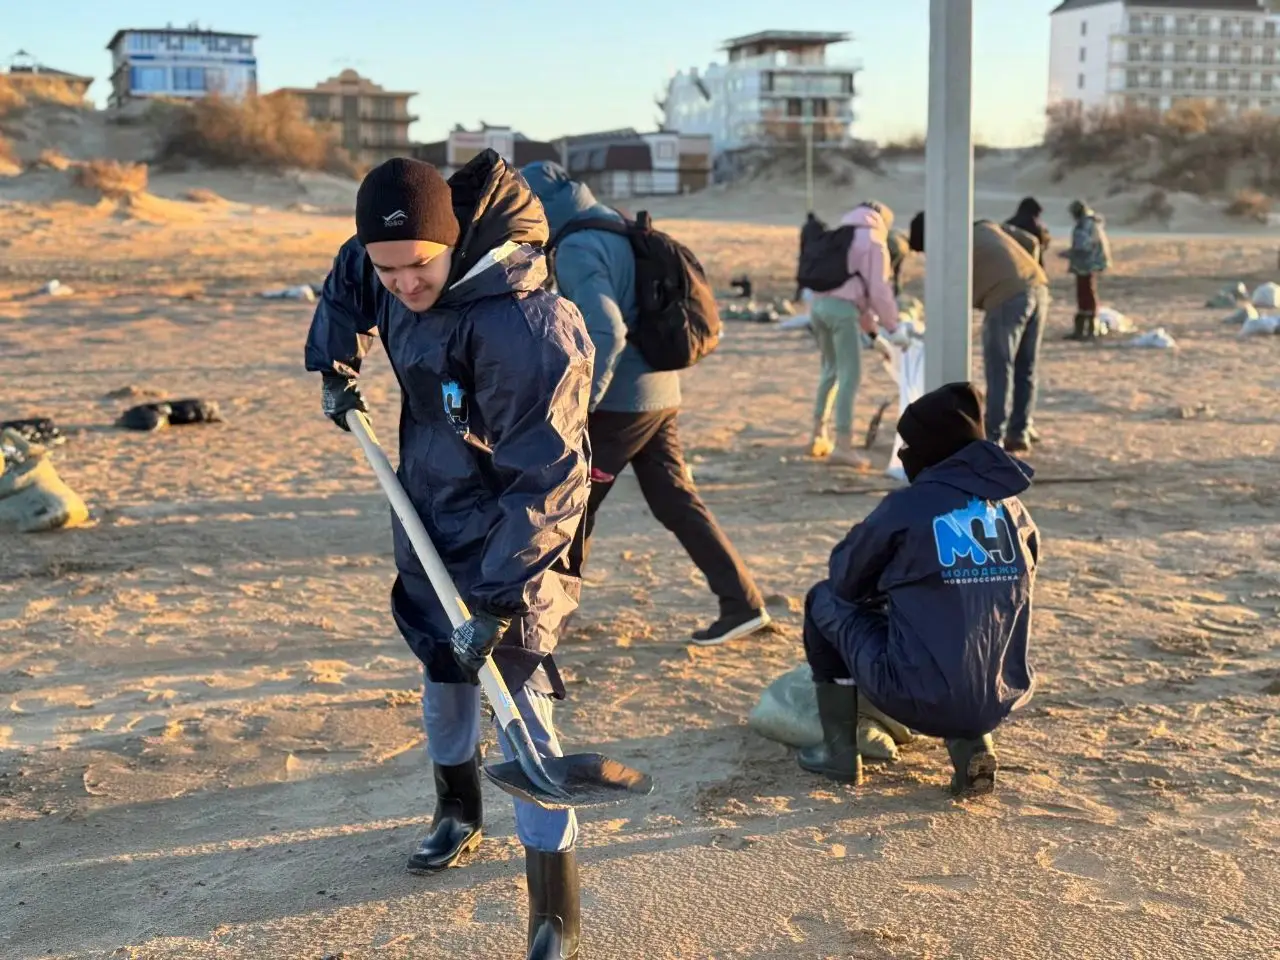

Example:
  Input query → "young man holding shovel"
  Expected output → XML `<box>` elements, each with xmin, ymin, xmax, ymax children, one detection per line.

<box><xmin>305</xmin><ymin>152</ymin><xmax>593</xmax><ymax>959</ymax></box>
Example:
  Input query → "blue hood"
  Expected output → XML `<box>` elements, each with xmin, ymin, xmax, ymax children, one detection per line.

<box><xmin>913</xmin><ymin>440</ymin><xmax>1033</xmax><ymax>502</ymax></box>
<box><xmin>521</xmin><ymin>161</ymin><xmax>620</xmax><ymax>238</ymax></box>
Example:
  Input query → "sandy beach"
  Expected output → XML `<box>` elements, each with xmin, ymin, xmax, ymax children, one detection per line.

<box><xmin>2</xmin><ymin>180</ymin><xmax>1279</xmax><ymax>958</ymax></box>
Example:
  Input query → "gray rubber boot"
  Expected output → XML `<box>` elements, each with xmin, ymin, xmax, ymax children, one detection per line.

<box><xmin>797</xmin><ymin>683</ymin><xmax>863</xmax><ymax>784</ymax></box>
<box><xmin>946</xmin><ymin>734</ymin><xmax>998</xmax><ymax>796</ymax></box>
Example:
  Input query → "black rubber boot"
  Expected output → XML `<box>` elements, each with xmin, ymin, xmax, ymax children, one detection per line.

<box><xmin>406</xmin><ymin>751</ymin><xmax>483</xmax><ymax>873</ymax></box>
<box><xmin>1083</xmin><ymin>312</ymin><xmax>1100</xmax><ymax>340</ymax></box>
<box><xmin>525</xmin><ymin>849</ymin><xmax>581</xmax><ymax>960</ymax></box>
<box><xmin>946</xmin><ymin>735</ymin><xmax>998</xmax><ymax>796</ymax></box>
<box><xmin>797</xmin><ymin>682</ymin><xmax>863</xmax><ymax>784</ymax></box>
<box><xmin>1064</xmin><ymin>313</ymin><xmax>1088</xmax><ymax>341</ymax></box>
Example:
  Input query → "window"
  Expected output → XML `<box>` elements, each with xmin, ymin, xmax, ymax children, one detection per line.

<box><xmin>1266</xmin><ymin>21</ymin><xmax>1277</xmax><ymax>39</ymax></box>
<box><xmin>1081</xmin><ymin>20</ymin><xmax>1088</xmax><ymax>37</ymax></box>
<box><xmin>656</xmin><ymin>141</ymin><xmax>676</xmax><ymax>159</ymax></box>
<box><xmin>1078</xmin><ymin>73</ymin><xmax>1086</xmax><ymax>89</ymax></box>
<box><xmin>129</xmin><ymin>65</ymin><xmax>168</xmax><ymax>92</ymax></box>
<box><xmin>1127</xmin><ymin>69</ymin><xmax>1140</xmax><ymax>87</ymax></box>
<box><xmin>172</xmin><ymin>67</ymin><xmax>206</xmax><ymax>91</ymax></box>
<box><xmin>1080</xmin><ymin>47</ymin><xmax>1087</xmax><ymax>62</ymax></box>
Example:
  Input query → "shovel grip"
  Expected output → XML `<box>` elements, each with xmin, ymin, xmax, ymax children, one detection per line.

<box><xmin>345</xmin><ymin>410</ymin><xmax>520</xmax><ymax>732</ymax></box>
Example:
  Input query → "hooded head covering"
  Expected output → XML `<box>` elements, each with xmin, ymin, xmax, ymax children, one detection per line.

<box><xmin>908</xmin><ymin>211</ymin><xmax>925</xmax><ymax>253</ymax></box>
<box><xmin>1014</xmin><ymin>196</ymin><xmax>1043</xmax><ymax>219</ymax></box>
<box><xmin>897</xmin><ymin>382</ymin><xmax>985</xmax><ymax>482</ymax></box>
<box><xmin>1069</xmin><ymin>199</ymin><xmax>1088</xmax><ymax>220</ymax></box>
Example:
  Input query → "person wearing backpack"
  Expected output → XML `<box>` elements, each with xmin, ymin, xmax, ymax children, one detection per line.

<box><xmin>798</xmin><ymin>202</ymin><xmax>902</xmax><ymax>468</ymax></box>
<box><xmin>521</xmin><ymin>161</ymin><xmax>771</xmax><ymax>647</ymax></box>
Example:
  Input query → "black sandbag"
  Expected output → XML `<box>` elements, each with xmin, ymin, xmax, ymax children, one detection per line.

<box><xmin>1</xmin><ymin>417</ymin><xmax>65</xmax><ymax>446</ymax></box>
<box><xmin>166</xmin><ymin>399</ymin><xmax>222</xmax><ymax>425</ymax></box>
<box><xmin>117</xmin><ymin>403</ymin><xmax>172</xmax><ymax>431</ymax></box>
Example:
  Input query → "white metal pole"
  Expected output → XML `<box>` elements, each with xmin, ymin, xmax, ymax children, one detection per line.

<box><xmin>805</xmin><ymin>113</ymin><xmax>814</xmax><ymax>212</ymax></box>
<box><xmin>924</xmin><ymin>0</ymin><xmax>975</xmax><ymax>390</ymax></box>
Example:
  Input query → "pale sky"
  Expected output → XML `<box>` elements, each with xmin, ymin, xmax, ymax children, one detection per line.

<box><xmin>9</xmin><ymin>1</ymin><xmax>1062</xmax><ymax>146</ymax></box>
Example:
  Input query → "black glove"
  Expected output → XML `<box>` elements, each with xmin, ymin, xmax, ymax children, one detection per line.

<box><xmin>320</xmin><ymin>372</ymin><xmax>369</xmax><ymax>431</ymax></box>
<box><xmin>449</xmin><ymin>610</ymin><xmax>512</xmax><ymax>681</ymax></box>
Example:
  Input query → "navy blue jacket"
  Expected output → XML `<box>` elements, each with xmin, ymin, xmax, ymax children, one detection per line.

<box><xmin>304</xmin><ymin>151</ymin><xmax>594</xmax><ymax>693</ymax></box>
<box><xmin>809</xmin><ymin>441</ymin><xmax>1039</xmax><ymax>738</ymax></box>
<box><xmin>521</xmin><ymin>161</ymin><xmax>681</xmax><ymax>413</ymax></box>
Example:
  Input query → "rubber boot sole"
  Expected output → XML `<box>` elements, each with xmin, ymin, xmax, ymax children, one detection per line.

<box><xmin>405</xmin><ymin>828</ymin><xmax>483</xmax><ymax>874</ymax></box>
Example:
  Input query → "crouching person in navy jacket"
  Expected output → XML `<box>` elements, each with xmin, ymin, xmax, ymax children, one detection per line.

<box><xmin>798</xmin><ymin>382</ymin><xmax>1039</xmax><ymax>796</ymax></box>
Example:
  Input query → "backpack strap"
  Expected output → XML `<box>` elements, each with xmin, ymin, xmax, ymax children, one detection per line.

<box><xmin>548</xmin><ymin>216</ymin><xmax>632</xmax><ymax>251</ymax></box>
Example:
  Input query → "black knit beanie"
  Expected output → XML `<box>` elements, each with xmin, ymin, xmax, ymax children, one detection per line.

<box><xmin>897</xmin><ymin>382</ymin><xmax>985</xmax><ymax>482</ymax></box>
<box><xmin>355</xmin><ymin>158</ymin><xmax>461</xmax><ymax>247</ymax></box>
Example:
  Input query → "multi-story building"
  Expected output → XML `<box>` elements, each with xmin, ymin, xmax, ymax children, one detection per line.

<box><xmin>410</xmin><ymin>125</ymin><xmax>562</xmax><ymax>178</ymax></box>
<box><xmin>558</xmin><ymin>128</ymin><xmax>715</xmax><ymax>198</ymax></box>
<box><xmin>106</xmin><ymin>25</ymin><xmax>257</xmax><ymax>107</ymax></box>
<box><xmin>5</xmin><ymin>50</ymin><xmax>94</xmax><ymax>101</ymax></box>
<box><xmin>662</xmin><ymin>30</ymin><xmax>859</xmax><ymax>154</ymax></box>
<box><xmin>277</xmin><ymin>70</ymin><xmax>418</xmax><ymax>167</ymax></box>
<box><xmin>1049</xmin><ymin>0</ymin><xmax>1280</xmax><ymax>113</ymax></box>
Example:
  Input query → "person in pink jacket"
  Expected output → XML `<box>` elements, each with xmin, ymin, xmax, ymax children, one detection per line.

<box><xmin>809</xmin><ymin>201</ymin><xmax>901</xmax><ymax>468</ymax></box>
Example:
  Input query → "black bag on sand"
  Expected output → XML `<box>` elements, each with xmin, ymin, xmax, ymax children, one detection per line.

<box><xmin>117</xmin><ymin>399</ymin><xmax>221</xmax><ymax>431</ymax></box>
<box><xmin>550</xmin><ymin>211</ymin><xmax>721</xmax><ymax>372</ymax></box>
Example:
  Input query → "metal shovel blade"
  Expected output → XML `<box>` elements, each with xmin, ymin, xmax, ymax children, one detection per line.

<box><xmin>483</xmin><ymin>753</ymin><xmax>655</xmax><ymax>810</ymax></box>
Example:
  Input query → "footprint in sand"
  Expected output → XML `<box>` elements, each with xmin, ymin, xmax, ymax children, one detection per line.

<box><xmin>304</xmin><ymin>660</ymin><xmax>352</xmax><ymax>685</ymax></box>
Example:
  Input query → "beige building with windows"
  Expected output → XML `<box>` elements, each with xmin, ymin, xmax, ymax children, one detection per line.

<box><xmin>1050</xmin><ymin>0</ymin><xmax>1280</xmax><ymax>113</ymax></box>
<box><xmin>276</xmin><ymin>69</ymin><xmax>417</xmax><ymax>167</ymax></box>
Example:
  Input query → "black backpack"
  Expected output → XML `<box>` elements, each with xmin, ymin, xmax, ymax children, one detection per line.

<box><xmin>549</xmin><ymin>211</ymin><xmax>721</xmax><ymax>372</ymax></box>
<box><xmin>797</xmin><ymin>212</ymin><xmax>861</xmax><ymax>293</ymax></box>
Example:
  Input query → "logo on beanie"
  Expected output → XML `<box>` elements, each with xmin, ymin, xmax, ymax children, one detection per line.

<box><xmin>382</xmin><ymin>209</ymin><xmax>408</xmax><ymax>227</ymax></box>
<box><xmin>933</xmin><ymin>498</ymin><xmax>1020</xmax><ymax>585</ymax></box>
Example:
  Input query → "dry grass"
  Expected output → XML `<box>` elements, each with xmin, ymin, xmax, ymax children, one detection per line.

<box><xmin>1225</xmin><ymin>187</ymin><xmax>1273</xmax><ymax>223</ymax></box>
<box><xmin>0</xmin><ymin>75</ymin><xmax>88</xmax><ymax>116</ymax></box>
<box><xmin>1045</xmin><ymin>99</ymin><xmax>1280</xmax><ymax>196</ymax></box>
<box><xmin>74</xmin><ymin>159</ymin><xmax>149</xmax><ymax>198</ymax></box>
<box><xmin>154</xmin><ymin>93</ymin><xmax>359</xmax><ymax>177</ymax></box>
<box><xmin>0</xmin><ymin>133</ymin><xmax>16</xmax><ymax>168</ymax></box>
<box><xmin>34</xmin><ymin>149</ymin><xmax>70</xmax><ymax>171</ymax></box>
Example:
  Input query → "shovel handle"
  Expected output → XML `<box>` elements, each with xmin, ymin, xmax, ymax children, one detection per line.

<box><xmin>345</xmin><ymin>410</ymin><xmax>523</xmax><ymax>733</ymax></box>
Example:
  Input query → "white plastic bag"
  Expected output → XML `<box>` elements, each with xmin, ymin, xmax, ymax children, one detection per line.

<box><xmin>1128</xmin><ymin>327</ymin><xmax>1177</xmax><ymax>349</ymax></box>
<box><xmin>1240</xmin><ymin>314</ymin><xmax>1280</xmax><ymax>336</ymax></box>
<box><xmin>1096</xmin><ymin>306</ymin><xmax>1135</xmax><ymax>335</ymax></box>
<box><xmin>883</xmin><ymin>339</ymin><xmax>926</xmax><ymax>480</ymax></box>
<box><xmin>1251</xmin><ymin>282</ymin><xmax>1280</xmax><ymax>309</ymax></box>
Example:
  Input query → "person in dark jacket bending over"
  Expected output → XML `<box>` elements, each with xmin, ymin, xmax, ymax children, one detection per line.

<box><xmin>521</xmin><ymin>161</ymin><xmax>771</xmax><ymax>646</ymax></box>
<box><xmin>304</xmin><ymin>151</ymin><xmax>593</xmax><ymax>960</ymax></box>
<box><xmin>1005</xmin><ymin>196</ymin><xmax>1051</xmax><ymax>268</ymax></box>
<box><xmin>798</xmin><ymin>382</ymin><xmax>1039</xmax><ymax>796</ymax></box>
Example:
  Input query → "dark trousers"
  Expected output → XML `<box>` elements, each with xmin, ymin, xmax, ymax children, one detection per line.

<box><xmin>577</xmin><ymin>409</ymin><xmax>763</xmax><ymax>617</ymax></box>
<box><xmin>982</xmin><ymin>285</ymin><xmax>1048</xmax><ymax>445</ymax></box>
<box><xmin>1075</xmin><ymin>273</ymin><xmax>1098</xmax><ymax>314</ymax></box>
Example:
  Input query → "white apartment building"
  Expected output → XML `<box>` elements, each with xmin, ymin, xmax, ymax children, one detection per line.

<box><xmin>663</xmin><ymin>30</ymin><xmax>858</xmax><ymax>154</ymax></box>
<box><xmin>1049</xmin><ymin>0</ymin><xmax>1280</xmax><ymax>113</ymax></box>
<box><xmin>107</xmin><ymin>25</ymin><xmax>258</xmax><ymax>108</ymax></box>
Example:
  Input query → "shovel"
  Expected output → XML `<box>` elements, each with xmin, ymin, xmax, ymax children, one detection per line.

<box><xmin>345</xmin><ymin>410</ymin><xmax>654</xmax><ymax>810</ymax></box>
